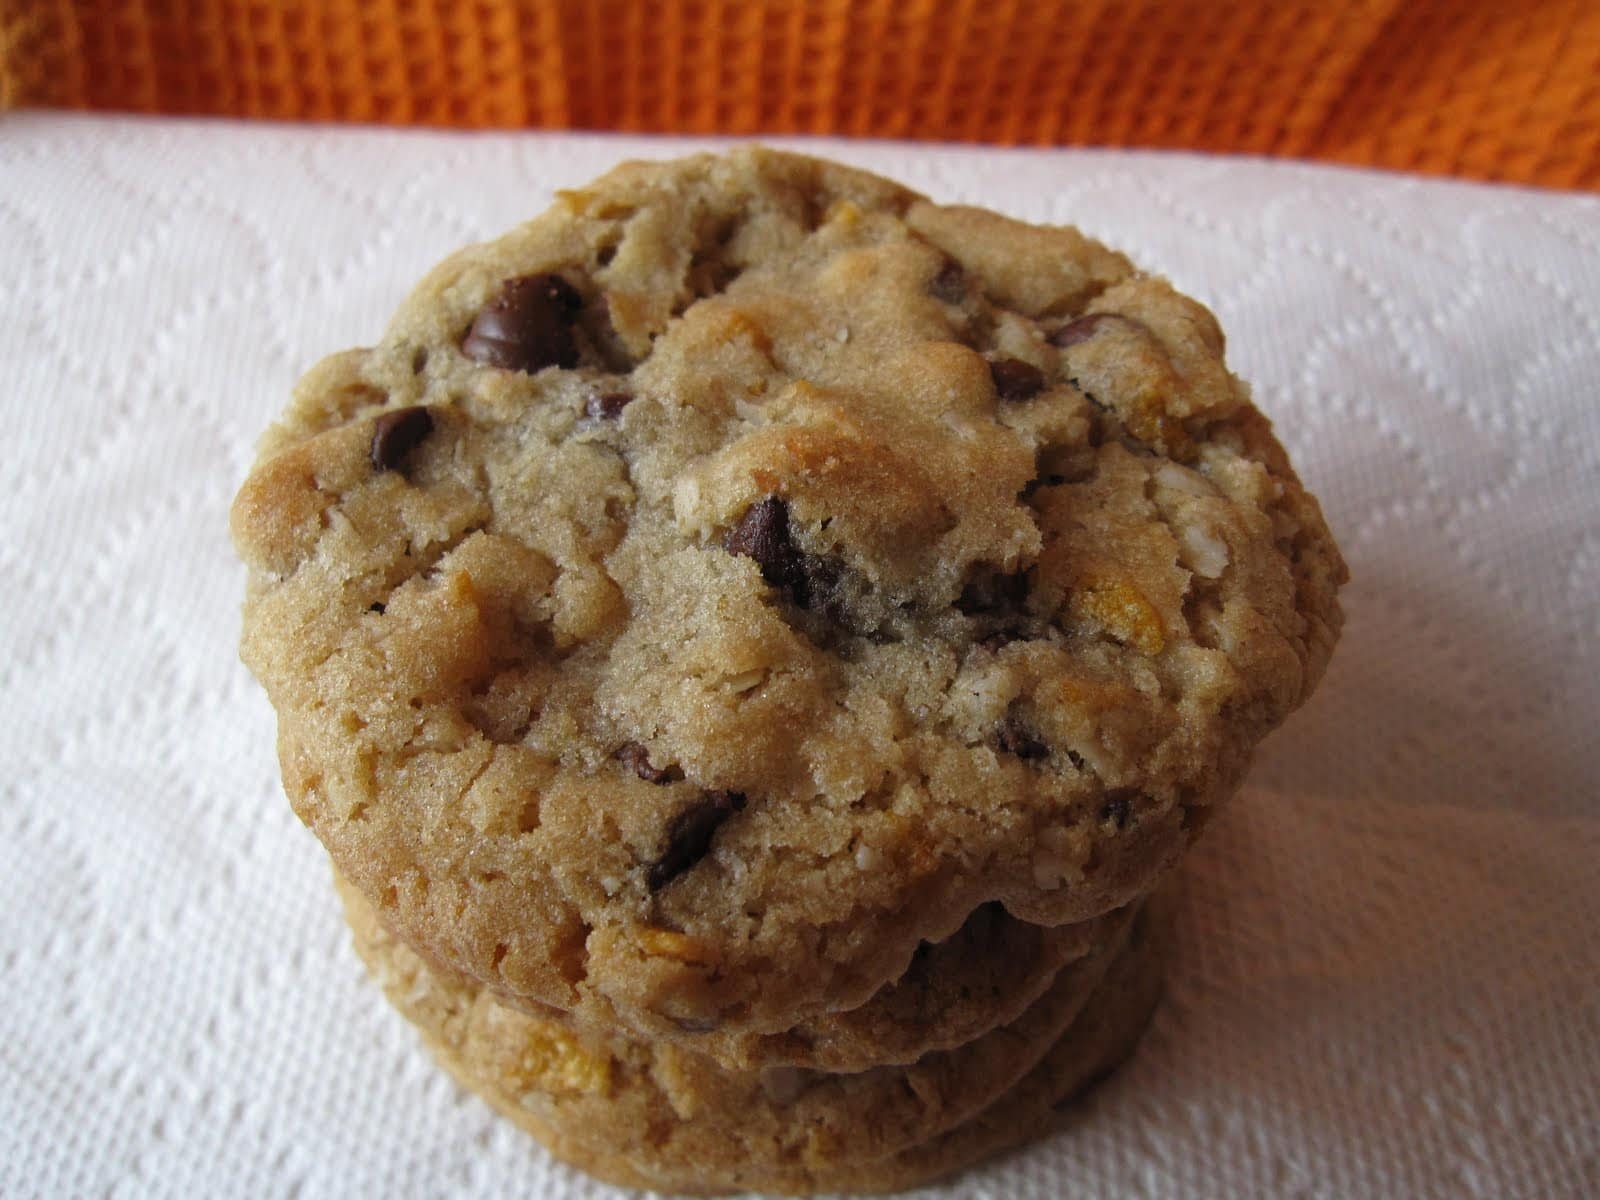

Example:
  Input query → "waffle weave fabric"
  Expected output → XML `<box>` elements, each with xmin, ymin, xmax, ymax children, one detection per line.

<box><xmin>3</xmin><ymin>0</ymin><xmax>1598</xmax><ymax>190</ymax></box>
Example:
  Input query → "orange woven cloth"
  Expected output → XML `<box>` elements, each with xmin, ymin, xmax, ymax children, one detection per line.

<box><xmin>4</xmin><ymin>0</ymin><xmax>1597</xmax><ymax>190</ymax></box>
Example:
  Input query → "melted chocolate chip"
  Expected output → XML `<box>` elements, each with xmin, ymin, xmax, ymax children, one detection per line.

<box><xmin>996</xmin><ymin>713</ymin><xmax>1049</xmax><ymax>760</ymax></box>
<box><xmin>1051</xmin><ymin>311</ymin><xmax>1151</xmax><ymax>349</ymax></box>
<box><xmin>967</xmin><ymin>900</ymin><xmax>1005</xmax><ymax>937</ymax></box>
<box><xmin>989</xmin><ymin>357</ymin><xmax>1046</xmax><ymax>401</ymax></box>
<box><xmin>1101</xmin><ymin>791</ymin><xmax>1135</xmax><ymax>829</ymax></box>
<box><xmin>1050</xmin><ymin>313</ymin><xmax>1117</xmax><ymax>348</ymax></box>
<box><xmin>369</xmin><ymin>406</ymin><xmax>435</xmax><ymax>472</ymax></box>
<box><xmin>368</xmin><ymin>601</ymin><xmax>386</xmax><ymax>614</ymax></box>
<box><xmin>726</xmin><ymin>497</ymin><xmax>795</xmax><ymax>577</ymax></box>
<box><xmin>462</xmin><ymin>273</ymin><xmax>583</xmax><ymax>372</ymax></box>
<box><xmin>647</xmin><ymin>791</ymin><xmax>747</xmax><ymax>891</ymax></box>
<box><xmin>722</xmin><ymin>498</ymin><xmax>833</xmax><ymax>608</ymax></box>
<box><xmin>793</xmin><ymin>554</ymin><xmax>845</xmax><ymax>617</ymax></box>
<box><xmin>671</xmin><ymin>1015</ymin><xmax>721</xmax><ymax>1033</ymax></box>
<box><xmin>585</xmin><ymin>391</ymin><xmax>632</xmax><ymax>421</ymax></box>
<box><xmin>1180</xmin><ymin>800</ymin><xmax>1214</xmax><ymax>834</ymax></box>
<box><xmin>617</xmin><ymin>741</ymin><xmax>681</xmax><ymax>785</ymax></box>
<box><xmin>956</xmin><ymin>567</ymin><xmax>1030</xmax><ymax>615</ymax></box>
<box><xmin>928</xmin><ymin>259</ymin><xmax>967</xmax><ymax>304</ymax></box>
<box><xmin>1020</xmin><ymin>474</ymin><xmax>1068</xmax><ymax>499</ymax></box>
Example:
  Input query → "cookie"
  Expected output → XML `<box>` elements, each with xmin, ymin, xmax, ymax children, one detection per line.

<box><xmin>234</xmin><ymin>147</ymin><xmax>1345</xmax><ymax>1041</ymax></box>
<box><xmin>693</xmin><ymin>897</ymin><xmax>1101</xmax><ymax>1071</ymax></box>
<box><xmin>798</xmin><ymin>884</ymin><xmax>1170</xmax><ymax>1194</ymax></box>
<box><xmin>339</xmin><ymin>873</ymin><xmax>1138</xmax><ymax>1179</ymax></box>
<box><xmin>344</xmin><ymin>873</ymin><xmax>1170</xmax><ymax>1196</ymax></box>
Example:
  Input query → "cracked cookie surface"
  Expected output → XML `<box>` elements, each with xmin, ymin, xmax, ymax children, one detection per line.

<box><xmin>233</xmin><ymin>147</ymin><xmax>1345</xmax><ymax>1042</ymax></box>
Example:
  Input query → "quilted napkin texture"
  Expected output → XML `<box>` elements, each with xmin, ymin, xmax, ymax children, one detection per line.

<box><xmin>1</xmin><ymin>115</ymin><xmax>1596</xmax><ymax>1198</ymax></box>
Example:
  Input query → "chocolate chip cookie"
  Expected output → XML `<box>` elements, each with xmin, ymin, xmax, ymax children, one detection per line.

<box><xmin>341</xmin><ymin>873</ymin><xmax>1166</xmax><ymax>1194</ymax></box>
<box><xmin>691</xmin><ymin>897</ymin><xmax>1104</xmax><ymax>1072</ymax></box>
<box><xmin>233</xmin><ymin>147</ymin><xmax>1344</xmax><ymax>1046</ymax></box>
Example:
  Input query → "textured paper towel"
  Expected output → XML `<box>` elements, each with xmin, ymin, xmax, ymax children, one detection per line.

<box><xmin>1</xmin><ymin>114</ymin><xmax>1596</xmax><ymax>1199</ymax></box>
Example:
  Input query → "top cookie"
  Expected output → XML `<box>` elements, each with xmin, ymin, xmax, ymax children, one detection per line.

<box><xmin>232</xmin><ymin>148</ymin><xmax>1345</xmax><ymax>1041</ymax></box>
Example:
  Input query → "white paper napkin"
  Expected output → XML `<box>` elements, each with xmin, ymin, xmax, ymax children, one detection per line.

<box><xmin>2</xmin><ymin>113</ymin><xmax>1596</xmax><ymax>1200</ymax></box>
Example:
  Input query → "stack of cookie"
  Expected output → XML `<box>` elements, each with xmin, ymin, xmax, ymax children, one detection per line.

<box><xmin>233</xmin><ymin>149</ymin><xmax>1344</xmax><ymax>1193</ymax></box>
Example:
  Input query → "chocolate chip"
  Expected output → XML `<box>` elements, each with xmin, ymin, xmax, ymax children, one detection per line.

<box><xmin>1051</xmin><ymin>313</ymin><xmax>1116</xmax><ymax>347</ymax></box>
<box><xmin>461</xmin><ymin>273</ymin><xmax>583</xmax><ymax>372</ymax></box>
<box><xmin>978</xmin><ymin>630</ymin><xmax>1019</xmax><ymax>653</ymax></box>
<box><xmin>1020</xmin><ymin>474</ymin><xmax>1067</xmax><ymax>499</ymax></box>
<box><xmin>792</xmin><ymin>554</ymin><xmax>844</xmax><ymax>616</ymax></box>
<box><xmin>726</xmin><ymin>497</ymin><xmax>847</xmax><ymax>619</ymax></box>
<box><xmin>956</xmin><ymin>567</ymin><xmax>1030</xmax><ymax>615</ymax></box>
<box><xmin>967</xmin><ymin>900</ymin><xmax>1005</xmax><ymax>937</ymax></box>
<box><xmin>647</xmin><ymin>791</ymin><xmax>747</xmax><ymax>891</ymax></box>
<box><xmin>368</xmin><ymin>601</ymin><xmax>386</xmax><ymax>614</ymax></box>
<box><xmin>1052</xmin><ymin>312</ymin><xmax>1150</xmax><ymax>348</ymax></box>
<box><xmin>617</xmin><ymin>741</ymin><xmax>681</xmax><ymax>785</ymax></box>
<box><xmin>1100</xmin><ymin>791</ymin><xmax>1135</xmax><ymax>829</ymax></box>
<box><xmin>989</xmin><ymin>357</ymin><xmax>1045</xmax><ymax>401</ymax></box>
<box><xmin>369</xmin><ymin>406</ymin><xmax>435</xmax><ymax>472</ymax></box>
<box><xmin>726</xmin><ymin>497</ymin><xmax>795</xmax><ymax>577</ymax></box>
<box><xmin>585</xmin><ymin>391</ymin><xmax>632</xmax><ymax>421</ymax></box>
<box><xmin>928</xmin><ymin>259</ymin><xmax>967</xmax><ymax>304</ymax></box>
<box><xmin>996</xmin><ymin>713</ymin><xmax>1048</xmax><ymax>760</ymax></box>
<box><xmin>671</xmin><ymin>1015</ymin><xmax>721</xmax><ymax>1033</ymax></box>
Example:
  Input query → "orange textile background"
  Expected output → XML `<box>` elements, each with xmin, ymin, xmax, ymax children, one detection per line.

<box><xmin>4</xmin><ymin>0</ymin><xmax>1597</xmax><ymax>190</ymax></box>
